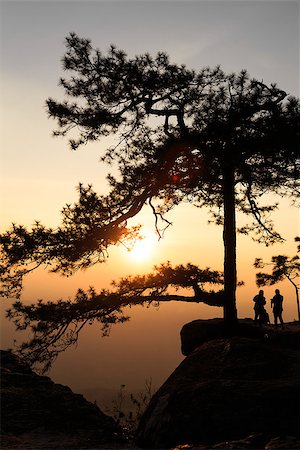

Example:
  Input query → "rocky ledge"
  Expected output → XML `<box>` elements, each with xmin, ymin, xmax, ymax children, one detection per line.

<box><xmin>136</xmin><ymin>320</ymin><xmax>300</xmax><ymax>449</ymax></box>
<box><xmin>0</xmin><ymin>350</ymin><xmax>124</xmax><ymax>449</ymax></box>
<box><xmin>180</xmin><ymin>318</ymin><xmax>300</xmax><ymax>356</ymax></box>
<box><xmin>2</xmin><ymin>320</ymin><xmax>299</xmax><ymax>450</ymax></box>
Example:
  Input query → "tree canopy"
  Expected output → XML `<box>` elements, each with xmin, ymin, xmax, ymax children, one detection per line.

<box><xmin>1</xmin><ymin>33</ymin><xmax>299</xmax><ymax>323</ymax></box>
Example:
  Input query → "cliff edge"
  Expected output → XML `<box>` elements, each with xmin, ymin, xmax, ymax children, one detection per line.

<box><xmin>0</xmin><ymin>350</ymin><xmax>124</xmax><ymax>449</ymax></box>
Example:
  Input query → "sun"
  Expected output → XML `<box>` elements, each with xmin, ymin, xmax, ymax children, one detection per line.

<box><xmin>128</xmin><ymin>235</ymin><xmax>156</xmax><ymax>262</ymax></box>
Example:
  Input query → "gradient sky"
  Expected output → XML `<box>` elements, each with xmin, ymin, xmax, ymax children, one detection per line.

<box><xmin>0</xmin><ymin>0</ymin><xmax>299</xmax><ymax>394</ymax></box>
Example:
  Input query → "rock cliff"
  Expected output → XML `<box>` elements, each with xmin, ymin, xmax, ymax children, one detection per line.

<box><xmin>2</xmin><ymin>320</ymin><xmax>300</xmax><ymax>450</ymax></box>
<box><xmin>136</xmin><ymin>321</ymin><xmax>300</xmax><ymax>449</ymax></box>
<box><xmin>180</xmin><ymin>318</ymin><xmax>300</xmax><ymax>356</ymax></box>
<box><xmin>1</xmin><ymin>350</ymin><xmax>124</xmax><ymax>449</ymax></box>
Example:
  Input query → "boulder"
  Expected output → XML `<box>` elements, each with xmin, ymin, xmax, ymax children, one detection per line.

<box><xmin>1</xmin><ymin>350</ymin><xmax>124</xmax><ymax>449</ymax></box>
<box><xmin>180</xmin><ymin>319</ymin><xmax>300</xmax><ymax>356</ymax></box>
<box><xmin>136</xmin><ymin>335</ymin><xmax>300</xmax><ymax>449</ymax></box>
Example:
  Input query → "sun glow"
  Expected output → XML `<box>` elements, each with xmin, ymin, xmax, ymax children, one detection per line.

<box><xmin>128</xmin><ymin>235</ymin><xmax>156</xmax><ymax>262</ymax></box>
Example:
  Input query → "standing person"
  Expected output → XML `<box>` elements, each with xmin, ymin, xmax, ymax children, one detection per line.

<box><xmin>271</xmin><ymin>289</ymin><xmax>284</xmax><ymax>328</ymax></box>
<box><xmin>253</xmin><ymin>290</ymin><xmax>266</xmax><ymax>324</ymax></box>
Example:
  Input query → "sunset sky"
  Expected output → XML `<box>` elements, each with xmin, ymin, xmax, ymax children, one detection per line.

<box><xmin>0</xmin><ymin>1</ymin><xmax>299</xmax><ymax>394</ymax></box>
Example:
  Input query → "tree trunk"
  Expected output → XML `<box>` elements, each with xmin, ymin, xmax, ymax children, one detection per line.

<box><xmin>292</xmin><ymin>283</ymin><xmax>300</xmax><ymax>322</ymax></box>
<box><xmin>287</xmin><ymin>277</ymin><xmax>300</xmax><ymax>322</ymax></box>
<box><xmin>223</xmin><ymin>165</ymin><xmax>238</xmax><ymax>324</ymax></box>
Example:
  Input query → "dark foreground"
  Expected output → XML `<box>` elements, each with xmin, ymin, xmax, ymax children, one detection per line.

<box><xmin>0</xmin><ymin>350</ymin><xmax>125</xmax><ymax>449</ymax></box>
<box><xmin>1</xmin><ymin>320</ymin><xmax>300</xmax><ymax>449</ymax></box>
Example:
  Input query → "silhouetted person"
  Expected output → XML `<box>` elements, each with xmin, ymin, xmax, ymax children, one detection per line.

<box><xmin>271</xmin><ymin>289</ymin><xmax>284</xmax><ymax>328</ymax></box>
<box><xmin>253</xmin><ymin>290</ymin><xmax>266</xmax><ymax>324</ymax></box>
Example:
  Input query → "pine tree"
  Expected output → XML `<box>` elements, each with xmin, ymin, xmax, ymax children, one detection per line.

<box><xmin>1</xmin><ymin>33</ymin><xmax>299</xmax><ymax>324</ymax></box>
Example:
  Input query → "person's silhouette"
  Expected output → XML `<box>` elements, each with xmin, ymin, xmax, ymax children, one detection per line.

<box><xmin>271</xmin><ymin>289</ymin><xmax>284</xmax><ymax>328</ymax></box>
<box><xmin>253</xmin><ymin>290</ymin><xmax>266</xmax><ymax>324</ymax></box>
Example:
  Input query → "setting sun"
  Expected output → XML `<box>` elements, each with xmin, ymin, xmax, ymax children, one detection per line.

<box><xmin>128</xmin><ymin>235</ymin><xmax>156</xmax><ymax>262</ymax></box>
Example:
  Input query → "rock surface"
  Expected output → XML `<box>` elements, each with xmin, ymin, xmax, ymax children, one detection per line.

<box><xmin>1</xmin><ymin>350</ymin><xmax>124</xmax><ymax>449</ymax></box>
<box><xmin>180</xmin><ymin>318</ymin><xmax>300</xmax><ymax>357</ymax></box>
<box><xmin>136</xmin><ymin>326</ymin><xmax>300</xmax><ymax>449</ymax></box>
<box><xmin>173</xmin><ymin>434</ymin><xmax>300</xmax><ymax>449</ymax></box>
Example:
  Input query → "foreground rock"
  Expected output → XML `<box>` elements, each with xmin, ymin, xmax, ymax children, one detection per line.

<box><xmin>173</xmin><ymin>433</ymin><xmax>300</xmax><ymax>449</ymax></box>
<box><xmin>136</xmin><ymin>332</ymin><xmax>300</xmax><ymax>448</ymax></box>
<box><xmin>1</xmin><ymin>350</ymin><xmax>124</xmax><ymax>449</ymax></box>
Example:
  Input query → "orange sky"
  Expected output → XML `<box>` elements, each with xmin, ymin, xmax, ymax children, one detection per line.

<box><xmin>1</xmin><ymin>1</ymin><xmax>299</xmax><ymax>398</ymax></box>
<box><xmin>4</xmin><ymin>199</ymin><xmax>297</xmax><ymax>320</ymax></box>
